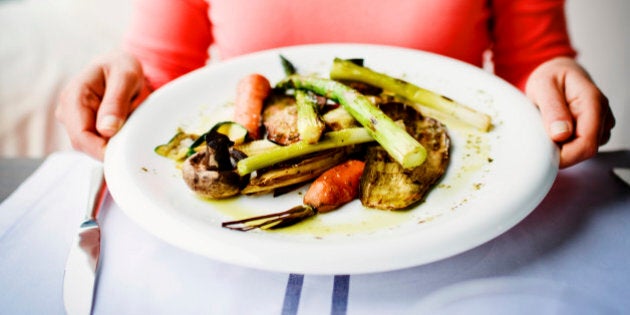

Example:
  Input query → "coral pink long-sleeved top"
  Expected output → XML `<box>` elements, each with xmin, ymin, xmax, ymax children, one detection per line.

<box><xmin>124</xmin><ymin>0</ymin><xmax>575</xmax><ymax>91</ymax></box>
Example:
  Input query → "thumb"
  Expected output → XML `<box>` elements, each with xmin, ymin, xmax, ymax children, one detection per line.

<box><xmin>96</xmin><ymin>57</ymin><xmax>145</xmax><ymax>138</ymax></box>
<box><xmin>525</xmin><ymin>69</ymin><xmax>574</xmax><ymax>143</ymax></box>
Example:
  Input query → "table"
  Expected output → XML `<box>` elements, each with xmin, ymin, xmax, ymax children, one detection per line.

<box><xmin>0</xmin><ymin>158</ymin><xmax>42</xmax><ymax>202</ymax></box>
<box><xmin>1</xmin><ymin>150</ymin><xmax>628</xmax><ymax>314</ymax></box>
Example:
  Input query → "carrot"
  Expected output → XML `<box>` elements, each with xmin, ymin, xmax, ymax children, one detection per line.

<box><xmin>222</xmin><ymin>159</ymin><xmax>366</xmax><ymax>231</ymax></box>
<box><xmin>303</xmin><ymin>159</ymin><xmax>365</xmax><ymax>213</ymax></box>
<box><xmin>233</xmin><ymin>73</ymin><xmax>271</xmax><ymax>140</ymax></box>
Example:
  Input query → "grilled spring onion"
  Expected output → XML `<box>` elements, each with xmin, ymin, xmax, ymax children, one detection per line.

<box><xmin>240</xmin><ymin>148</ymin><xmax>349</xmax><ymax>195</ymax></box>
<box><xmin>222</xmin><ymin>205</ymin><xmax>316</xmax><ymax>231</ymax></box>
<box><xmin>276</xmin><ymin>75</ymin><xmax>427</xmax><ymax>169</ymax></box>
<box><xmin>280</xmin><ymin>56</ymin><xmax>327</xmax><ymax>144</ymax></box>
<box><xmin>295</xmin><ymin>90</ymin><xmax>326</xmax><ymax>144</ymax></box>
<box><xmin>236</xmin><ymin>127</ymin><xmax>374</xmax><ymax>176</ymax></box>
<box><xmin>329</xmin><ymin>58</ymin><xmax>492</xmax><ymax>132</ymax></box>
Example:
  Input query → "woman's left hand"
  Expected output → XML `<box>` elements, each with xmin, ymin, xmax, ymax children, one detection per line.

<box><xmin>525</xmin><ymin>57</ymin><xmax>615</xmax><ymax>168</ymax></box>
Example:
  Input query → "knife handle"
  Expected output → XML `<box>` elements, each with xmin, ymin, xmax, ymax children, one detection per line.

<box><xmin>85</xmin><ymin>166</ymin><xmax>108</xmax><ymax>221</ymax></box>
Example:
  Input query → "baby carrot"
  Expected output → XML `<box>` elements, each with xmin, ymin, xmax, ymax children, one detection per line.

<box><xmin>303</xmin><ymin>159</ymin><xmax>365</xmax><ymax>213</ymax></box>
<box><xmin>233</xmin><ymin>73</ymin><xmax>271</xmax><ymax>140</ymax></box>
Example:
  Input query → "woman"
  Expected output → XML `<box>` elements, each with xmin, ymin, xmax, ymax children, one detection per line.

<box><xmin>56</xmin><ymin>0</ymin><xmax>615</xmax><ymax>168</ymax></box>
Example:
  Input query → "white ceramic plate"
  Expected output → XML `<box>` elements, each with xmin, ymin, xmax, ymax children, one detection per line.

<box><xmin>104</xmin><ymin>44</ymin><xmax>558</xmax><ymax>274</ymax></box>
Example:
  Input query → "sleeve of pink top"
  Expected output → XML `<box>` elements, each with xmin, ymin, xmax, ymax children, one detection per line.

<box><xmin>123</xmin><ymin>0</ymin><xmax>212</xmax><ymax>90</ymax></box>
<box><xmin>490</xmin><ymin>0</ymin><xmax>576</xmax><ymax>91</ymax></box>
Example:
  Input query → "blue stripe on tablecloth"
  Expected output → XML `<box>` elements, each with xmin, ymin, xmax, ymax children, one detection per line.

<box><xmin>331</xmin><ymin>275</ymin><xmax>350</xmax><ymax>315</ymax></box>
<box><xmin>281</xmin><ymin>273</ymin><xmax>304</xmax><ymax>315</ymax></box>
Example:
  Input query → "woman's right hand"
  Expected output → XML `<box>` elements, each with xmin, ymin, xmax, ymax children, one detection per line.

<box><xmin>56</xmin><ymin>52</ymin><xmax>151</xmax><ymax>160</ymax></box>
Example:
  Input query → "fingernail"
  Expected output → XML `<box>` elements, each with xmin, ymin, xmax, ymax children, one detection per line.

<box><xmin>99</xmin><ymin>115</ymin><xmax>124</xmax><ymax>132</ymax></box>
<box><xmin>550</xmin><ymin>121</ymin><xmax>571</xmax><ymax>136</ymax></box>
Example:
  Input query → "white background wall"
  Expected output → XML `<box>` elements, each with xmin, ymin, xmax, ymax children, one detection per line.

<box><xmin>566</xmin><ymin>0</ymin><xmax>629</xmax><ymax>151</ymax></box>
<box><xmin>0</xmin><ymin>0</ymin><xmax>627</xmax><ymax>156</ymax></box>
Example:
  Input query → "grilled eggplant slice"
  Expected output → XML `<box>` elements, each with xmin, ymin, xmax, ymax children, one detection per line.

<box><xmin>360</xmin><ymin>103</ymin><xmax>450</xmax><ymax>210</ymax></box>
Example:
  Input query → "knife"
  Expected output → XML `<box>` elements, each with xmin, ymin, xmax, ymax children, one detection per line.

<box><xmin>613</xmin><ymin>168</ymin><xmax>630</xmax><ymax>187</ymax></box>
<box><xmin>63</xmin><ymin>166</ymin><xmax>108</xmax><ymax>315</ymax></box>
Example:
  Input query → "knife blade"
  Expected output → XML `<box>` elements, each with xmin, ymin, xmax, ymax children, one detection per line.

<box><xmin>63</xmin><ymin>166</ymin><xmax>108</xmax><ymax>315</ymax></box>
<box><xmin>613</xmin><ymin>168</ymin><xmax>630</xmax><ymax>187</ymax></box>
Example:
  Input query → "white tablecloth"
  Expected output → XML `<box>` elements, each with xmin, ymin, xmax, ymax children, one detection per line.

<box><xmin>1</xmin><ymin>151</ymin><xmax>628</xmax><ymax>314</ymax></box>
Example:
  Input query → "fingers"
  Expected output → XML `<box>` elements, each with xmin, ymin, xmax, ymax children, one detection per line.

<box><xmin>96</xmin><ymin>55</ymin><xmax>145</xmax><ymax>138</ymax></box>
<box><xmin>525</xmin><ymin>64</ymin><xmax>574</xmax><ymax>143</ymax></box>
<box><xmin>558</xmin><ymin>63</ymin><xmax>618</xmax><ymax>168</ymax></box>
<box><xmin>598</xmin><ymin>95</ymin><xmax>616</xmax><ymax>145</ymax></box>
<box><xmin>560</xmin><ymin>78</ymin><xmax>602</xmax><ymax>167</ymax></box>
<box><xmin>56</xmin><ymin>64</ymin><xmax>108</xmax><ymax>159</ymax></box>
<box><xmin>56</xmin><ymin>52</ymin><xmax>148</xmax><ymax>160</ymax></box>
<box><xmin>526</xmin><ymin>57</ymin><xmax>616</xmax><ymax>169</ymax></box>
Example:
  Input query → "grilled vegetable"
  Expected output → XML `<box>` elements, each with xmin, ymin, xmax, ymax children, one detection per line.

<box><xmin>330</xmin><ymin>58</ymin><xmax>492</xmax><ymax>132</ymax></box>
<box><xmin>321</xmin><ymin>106</ymin><xmax>358</xmax><ymax>131</ymax></box>
<box><xmin>277</xmin><ymin>75</ymin><xmax>427</xmax><ymax>169</ymax></box>
<box><xmin>241</xmin><ymin>148</ymin><xmax>350</xmax><ymax>195</ymax></box>
<box><xmin>223</xmin><ymin>159</ymin><xmax>365</xmax><ymax>231</ymax></box>
<box><xmin>186</xmin><ymin>121</ymin><xmax>248</xmax><ymax>157</ymax></box>
<box><xmin>222</xmin><ymin>205</ymin><xmax>317</xmax><ymax>231</ymax></box>
<box><xmin>164</xmin><ymin>59</ymin><xmax>455</xmax><ymax>222</ymax></box>
<box><xmin>303</xmin><ymin>159</ymin><xmax>365</xmax><ymax>213</ymax></box>
<box><xmin>262</xmin><ymin>94</ymin><xmax>300</xmax><ymax>145</ymax></box>
<box><xmin>233</xmin><ymin>73</ymin><xmax>271</xmax><ymax>140</ymax></box>
<box><xmin>295</xmin><ymin>90</ymin><xmax>326</xmax><ymax>144</ymax></box>
<box><xmin>360</xmin><ymin>103</ymin><xmax>450</xmax><ymax>210</ymax></box>
<box><xmin>279</xmin><ymin>54</ymin><xmax>297</xmax><ymax>76</ymax></box>
<box><xmin>236</xmin><ymin>127</ymin><xmax>374</xmax><ymax>176</ymax></box>
<box><xmin>233</xmin><ymin>138</ymin><xmax>280</xmax><ymax>157</ymax></box>
<box><xmin>154</xmin><ymin>129</ymin><xmax>198</xmax><ymax>162</ymax></box>
<box><xmin>182</xmin><ymin>131</ymin><xmax>249</xmax><ymax>199</ymax></box>
<box><xmin>212</xmin><ymin>121</ymin><xmax>248</xmax><ymax>144</ymax></box>
<box><xmin>182</xmin><ymin>134</ymin><xmax>360</xmax><ymax>199</ymax></box>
